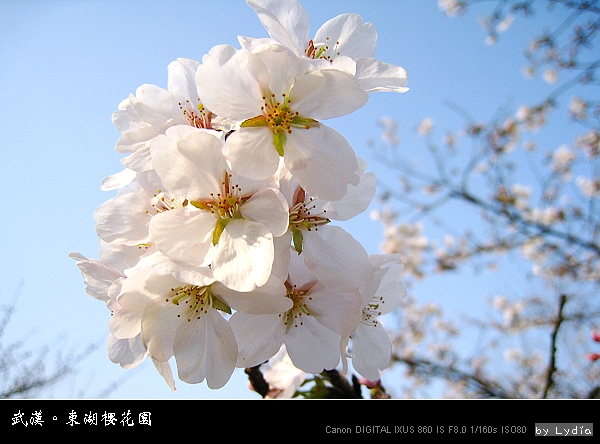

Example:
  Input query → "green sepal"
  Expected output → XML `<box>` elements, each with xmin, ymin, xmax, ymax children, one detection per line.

<box><xmin>211</xmin><ymin>296</ymin><xmax>232</xmax><ymax>315</ymax></box>
<box><xmin>190</xmin><ymin>200</ymin><xmax>212</xmax><ymax>211</ymax></box>
<box><xmin>291</xmin><ymin>116</ymin><xmax>319</xmax><ymax>129</ymax></box>
<box><xmin>273</xmin><ymin>131</ymin><xmax>286</xmax><ymax>156</ymax></box>
<box><xmin>292</xmin><ymin>227</ymin><xmax>303</xmax><ymax>254</ymax></box>
<box><xmin>241</xmin><ymin>115</ymin><xmax>268</xmax><ymax>128</ymax></box>
<box><xmin>213</xmin><ymin>218</ymin><xmax>230</xmax><ymax>246</ymax></box>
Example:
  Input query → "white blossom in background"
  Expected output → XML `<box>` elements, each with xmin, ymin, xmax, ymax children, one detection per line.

<box><xmin>438</xmin><ymin>0</ymin><xmax>465</xmax><ymax>17</ymax></box>
<box><xmin>569</xmin><ymin>97</ymin><xmax>588</xmax><ymax>121</ymax></box>
<box><xmin>551</xmin><ymin>144</ymin><xmax>576</xmax><ymax>180</ymax></box>
<box><xmin>378</xmin><ymin>116</ymin><xmax>400</xmax><ymax>146</ymax></box>
<box><xmin>542</xmin><ymin>68</ymin><xmax>558</xmax><ymax>84</ymax></box>
<box><xmin>71</xmin><ymin>0</ymin><xmax>408</xmax><ymax>394</ymax></box>
<box><xmin>416</xmin><ymin>117</ymin><xmax>434</xmax><ymax>136</ymax></box>
<box><xmin>261</xmin><ymin>345</ymin><xmax>307</xmax><ymax>398</ymax></box>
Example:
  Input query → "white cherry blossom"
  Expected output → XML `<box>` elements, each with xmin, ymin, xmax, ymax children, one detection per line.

<box><xmin>148</xmin><ymin>125</ymin><xmax>289</xmax><ymax>292</ymax></box>
<box><xmin>69</xmin><ymin>251</ymin><xmax>176</xmax><ymax>391</ymax></box>
<box><xmin>342</xmin><ymin>254</ymin><xmax>406</xmax><ymax>380</ymax></box>
<box><xmin>274</xmin><ymin>161</ymin><xmax>375</xmax><ymax>292</ymax></box>
<box><xmin>196</xmin><ymin>43</ymin><xmax>367</xmax><ymax>201</ymax></box>
<box><xmin>230</xmin><ymin>249</ymin><xmax>363</xmax><ymax>374</ymax></box>
<box><xmin>245</xmin><ymin>0</ymin><xmax>409</xmax><ymax>94</ymax></box>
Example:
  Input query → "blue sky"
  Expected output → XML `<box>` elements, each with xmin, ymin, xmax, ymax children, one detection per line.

<box><xmin>0</xmin><ymin>0</ymin><xmax>574</xmax><ymax>399</ymax></box>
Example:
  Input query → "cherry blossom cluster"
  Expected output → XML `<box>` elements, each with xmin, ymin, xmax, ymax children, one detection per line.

<box><xmin>70</xmin><ymin>0</ymin><xmax>408</xmax><ymax>391</ymax></box>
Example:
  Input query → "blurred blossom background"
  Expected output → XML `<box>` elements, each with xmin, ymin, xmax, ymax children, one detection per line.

<box><xmin>1</xmin><ymin>0</ymin><xmax>598</xmax><ymax>399</ymax></box>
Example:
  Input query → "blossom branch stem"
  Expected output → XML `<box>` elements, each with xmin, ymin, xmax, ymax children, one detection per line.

<box><xmin>321</xmin><ymin>369</ymin><xmax>363</xmax><ymax>399</ymax></box>
<box><xmin>541</xmin><ymin>293</ymin><xmax>567</xmax><ymax>399</ymax></box>
<box><xmin>449</xmin><ymin>188</ymin><xmax>600</xmax><ymax>255</ymax></box>
<box><xmin>245</xmin><ymin>365</ymin><xmax>270</xmax><ymax>398</ymax></box>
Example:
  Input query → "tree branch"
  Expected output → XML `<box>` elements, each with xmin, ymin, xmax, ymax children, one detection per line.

<box><xmin>542</xmin><ymin>293</ymin><xmax>568</xmax><ymax>398</ymax></box>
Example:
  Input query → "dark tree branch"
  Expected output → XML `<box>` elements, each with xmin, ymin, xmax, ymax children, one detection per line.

<box><xmin>542</xmin><ymin>293</ymin><xmax>568</xmax><ymax>398</ymax></box>
<box><xmin>245</xmin><ymin>365</ymin><xmax>270</xmax><ymax>398</ymax></box>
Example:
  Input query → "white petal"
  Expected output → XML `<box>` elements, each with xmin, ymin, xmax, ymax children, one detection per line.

<box><xmin>302</xmin><ymin>224</ymin><xmax>373</xmax><ymax>292</ymax></box>
<box><xmin>285</xmin><ymin>126</ymin><xmax>359</xmax><ymax>201</ymax></box>
<box><xmin>101</xmin><ymin>168</ymin><xmax>136</xmax><ymax>191</ymax></box>
<box><xmin>112</xmin><ymin>99</ymin><xmax>147</xmax><ymax>134</ymax></box>
<box><xmin>247</xmin><ymin>0</ymin><xmax>310</xmax><ymax>57</ymax></box>
<box><xmin>106</xmin><ymin>334</ymin><xmax>147</xmax><ymax>369</ymax></box>
<box><xmin>212</xmin><ymin>219</ymin><xmax>274</xmax><ymax>292</ymax></box>
<box><xmin>149</xmin><ymin>208</ymin><xmax>214</xmax><ymax>266</ymax></box>
<box><xmin>108</xmin><ymin>309</ymin><xmax>143</xmax><ymax>340</ymax></box>
<box><xmin>292</xmin><ymin>69</ymin><xmax>368</xmax><ymax>120</ymax></box>
<box><xmin>212</xmin><ymin>274</ymin><xmax>291</xmax><ymax>315</ymax></box>
<box><xmin>141</xmin><ymin>296</ymin><xmax>181</xmax><ymax>362</ymax></box>
<box><xmin>173</xmin><ymin>310</ymin><xmax>237</xmax><ymax>389</ymax></box>
<box><xmin>314</xmin><ymin>13</ymin><xmax>377</xmax><ymax>59</ymax></box>
<box><xmin>352</xmin><ymin>321</ymin><xmax>392</xmax><ymax>381</ymax></box>
<box><xmin>151</xmin><ymin>128</ymin><xmax>226</xmax><ymax>199</ymax></box>
<box><xmin>272</xmin><ymin>233</ymin><xmax>293</xmax><ymax>283</ymax></box>
<box><xmin>320</xmin><ymin>171</ymin><xmax>376</xmax><ymax>220</ymax></box>
<box><xmin>356</xmin><ymin>57</ymin><xmax>409</xmax><ymax>93</ymax></box>
<box><xmin>196</xmin><ymin>46</ymin><xmax>262</xmax><ymax>120</ymax></box>
<box><xmin>152</xmin><ymin>358</ymin><xmax>177</xmax><ymax>391</ymax></box>
<box><xmin>94</xmin><ymin>188</ymin><xmax>151</xmax><ymax>245</ymax></box>
<box><xmin>285</xmin><ymin>316</ymin><xmax>340</xmax><ymax>373</ymax></box>
<box><xmin>223</xmin><ymin>128</ymin><xmax>281</xmax><ymax>180</ymax></box>
<box><xmin>129</xmin><ymin>84</ymin><xmax>181</xmax><ymax>127</ymax></box>
<box><xmin>305</xmin><ymin>283</ymin><xmax>362</xmax><ymax>337</ymax></box>
<box><xmin>249</xmin><ymin>45</ymin><xmax>304</xmax><ymax>96</ymax></box>
<box><xmin>240</xmin><ymin>188</ymin><xmax>289</xmax><ymax>237</ymax></box>
<box><xmin>370</xmin><ymin>255</ymin><xmax>407</xmax><ymax>314</ymax></box>
<box><xmin>167</xmin><ymin>58</ymin><xmax>201</xmax><ymax>102</ymax></box>
<box><xmin>229</xmin><ymin>312</ymin><xmax>284</xmax><ymax>368</ymax></box>
<box><xmin>69</xmin><ymin>253</ymin><xmax>124</xmax><ymax>302</ymax></box>
<box><xmin>115</xmin><ymin>124</ymin><xmax>166</xmax><ymax>154</ymax></box>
